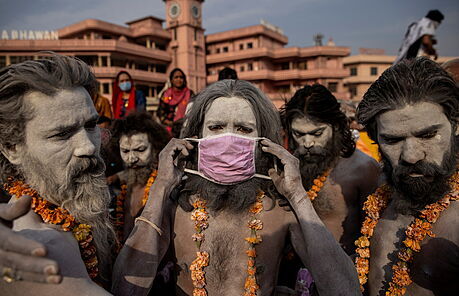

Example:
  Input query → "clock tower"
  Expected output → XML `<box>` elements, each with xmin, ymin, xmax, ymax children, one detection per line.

<box><xmin>164</xmin><ymin>0</ymin><xmax>206</xmax><ymax>92</ymax></box>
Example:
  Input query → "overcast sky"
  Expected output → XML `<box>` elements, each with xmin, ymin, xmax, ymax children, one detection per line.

<box><xmin>0</xmin><ymin>0</ymin><xmax>458</xmax><ymax>56</ymax></box>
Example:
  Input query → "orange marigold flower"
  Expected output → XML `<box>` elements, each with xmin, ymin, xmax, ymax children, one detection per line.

<box><xmin>355</xmin><ymin>257</ymin><xmax>369</xmax><ymax>275</ymax></box>
<box><xmin>392</xmin><ymin>262</ymin><xmax>412</xmax><ymax>287</ymax></box>
<box><xmin>245</xmin><ymin>235</ymin><xmax>262</xmax><ymax>245</ymax></box>
<box><xmin>191</xmin><ymin>209</ymin><xmax>209</xmax><ymax>222</ymax></box>
<box><xmin>246</xmin><ymin>249</ymin><xmax>256</xmax><ymax>257</ymax></box>
<box><xmin>249</xmin><ymin>202</ymin><xmax>263</xmax><ymax>214</ymax></box>
<box><xmin>193</xmin><ymin>288</ymin><xmax>207</xmax><ymax>296</ymax></box>
<box><xmin>193</xmin><ymin>199</ymin><xmax>207</xmax><ymax>209</ymax></box>
<box><xmin>356</xmin><ymin>247</ymin><xmax>370</xmax><ymax>258</ymax></box>
<box><xmin>248</xmin><ymin>219</ymin><xmax>263</xmax><ymax>230</ymax></box>
<box><xmin>361</xmin><ymin>217</ymin><xmax>377</xmax><ymax>237</ymax></box>
<box><xmin>397</xmin><ymin>248</ymin><xmax>413</xmax><ymax>262</ymax></box>
<box><xmin>386</xmin><ymin>282</ymin><xmax>406</xmax><ymax>296</ymax></box>
<box><xmin>403</xmin><ymin>238</ymin><xmax>421</xmax><ymax>252</ymax></box>
<box><xmin>405</xmin><ymin>219</ymin><xmax>433</xmax><ymax>241</ymax></box>
<box><xmin>355</xmin><ymin>236</ymin><xmax>370</xmax><ymax>248</ymax></box>
<box><xmin>192</xmin><ymin>233</ymin><xmax>205</xmax><ymax>242</ymax></box>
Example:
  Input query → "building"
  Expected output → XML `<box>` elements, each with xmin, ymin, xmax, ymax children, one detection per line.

<box><xmin>0</xmin><ymin>0</ymin><xmax>353</xmax><ymax>109</ymax></box>
<box><xmin>343</xmin><ymin>48</ymin><xmax>458</xmax><ymax>102</ymax></box>
<box><xmin>205</xmin><ymin>24</ymin><xmax>350</xmax><ymax>107</ymax></box>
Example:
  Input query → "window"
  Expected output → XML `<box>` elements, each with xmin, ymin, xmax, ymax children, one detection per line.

<box><xmin>349</xmin><ymin>85</ymin><xmax>357</xmax><ymax>98</ymax></box>
<box><xmin>206</xmin><ymin>49</ymin><xmax>211</xmax><ymax>55</ymax></box>
<box><xmin>247</xmin><ymin>63</ymin><xmax>253</xmax><ymax>71</ymax></box>
<box><xmin>173</xmin><ymin>28</ymin><xmax>177</xmax><ymax>40</ymax></box>
<box><xmin>102</xmin><ymin>83</ymin><xmax>110</xmax><ymax>94</ymax></box>
<box><xmin>223</xmin><ymin>47</ymin><xmax>228</xmax><ymax>53</ymax></box>
<box><xmin>101</xmin><ymin>56</ymin><xmax>108</xmax><ymax>67</ymax></box>
<box><xmin>0</xmin><ymin>56</ymin><xmax>6</xmax><ymax>68</ymax></box>
<box><xmin>298</xmin><ymin>61</ymin><xmax>307</xmax><ymax>70</ymax></box>
<box><xmin>156</xmin><ymin>64</ymin><xmax>167</xmax><ymax>73</ymax></box>
<box><xmin>247</xmin><ymin>42</ymin><xmax>253</xmax><ymax>49</ymax></box>
<box><xmin>216</xmin><ymin>48</ymin><xmax>221</xmax><ymax>54</ymax></box>
<box><xmin>328</xmin><ymin>82</ymin><xmax>338</xmax><ymax>93</ymax></box>
<box><xmin>239</xmin><ymin>44</ymin><xmax>244</xmax><ymax>50</ymax></box>
<box><xmin>370</xmin><ymin>67</ymin><xmax>378</xmax><ymax>76</ymax></box>
<box><xmin>350</xmin><ymin>67</ymin><xmax>357</xmax><ymax>76</ymax></box>
<box><xmin>280</xmin><ymin>62</ymin><xmax>289</xmax><ymax>70</ymax></box>
<box><xmin>240</xmin><ymin>66</ymin><xmax>245</xmax><ymax>72</ymax></box>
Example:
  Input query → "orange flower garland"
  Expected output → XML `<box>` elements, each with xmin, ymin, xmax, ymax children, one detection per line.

<box><xmin>244</xmin><ymin>190</ymin><xmax>264</xmax><ymax>296</ymax></box>
<box><xmin>4</xmin><ymin>178</ymin><xmax>99</xmax><ymax>279</ymax></box>
<box><xmin>190</xmin><ymin>191</ymin><xmax>265</xmax><ymax>296</ymax></box>
<box><xmin>306</xmin><ymin>170</ymin><xmax>331</xmax><ymax>201</ymax></box>
<box><xmin>354</xmin><ymin>171</ymin><xmax>459</xmax><ymax>295</ymax></box>
<box><xmin>190</xmin><ymin>198</ymin><xmax>209</xmax><ymax>296</ymax></box>
<box><xmin>114</xmin><ymin>169</ymin><xmax>157</xmax><ymax>242</ymax></box>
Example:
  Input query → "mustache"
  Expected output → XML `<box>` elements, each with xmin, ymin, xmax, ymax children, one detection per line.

<box><xmin>65</xmin><ymin>155</ymin><xmax>105</xmax><ymax>184</ymax></box>
<box><xmin>394</xmin><ymin>160</ymin><xmax>448</xmax><ymax>183</ymax></box>
<box><xmin>294</xmin><ymin>146</ymin><xmax>328</xmax><ymax>157</ymax></box>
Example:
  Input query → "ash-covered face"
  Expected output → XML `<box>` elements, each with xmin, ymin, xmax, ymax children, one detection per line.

<box><xmin>119</xmin><ymin>133</ymin><xmax>152</xmax><ymax>169</ymax></box>
<box><xmin>18</xmin><ymin>87</ymin><xmax>103</xmax><ymax>188</ymax></box>
<box><xmin>376</xmin><ymin>101</ymin><xmax>458</xmax><ymax>210</ymax></box>
<box><xmin>202</xmin><ymin>96</ymin><xmax>258</xmax><ymax>138</ymax></box>
<box><xmin>291</xmin><ymin>116</ymin><xmax>333</xmax><ymax>162</ymax></box>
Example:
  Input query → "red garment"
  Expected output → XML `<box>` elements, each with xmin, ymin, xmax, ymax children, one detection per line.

<box><xmin>162</xmin><ymin>87</ymin><xmax>192</xmax><ymax>121</ymax></box>
<box><xmin>112</xmin><ymin>80</ymin><xmax>136</xmax><ymax>119</ymax></box>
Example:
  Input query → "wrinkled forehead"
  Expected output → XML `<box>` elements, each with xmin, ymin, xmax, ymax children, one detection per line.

<box><xmin>119</xmin><ymin>132</ymin><xmax>150</xmax><ymax>147</ymax></box>
<box><xmin>204</xmin><ymin>96</ymin><xmax>257</xmax><ymax>124</ymax></box>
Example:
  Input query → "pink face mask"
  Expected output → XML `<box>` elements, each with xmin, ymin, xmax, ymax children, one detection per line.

<box><xmin>184</xmin><ymin>133</ymin><xmax>270</xmax><ymax>185</ymax></box>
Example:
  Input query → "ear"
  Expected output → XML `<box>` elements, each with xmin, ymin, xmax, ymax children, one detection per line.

<box><xmin>455</xmin><ymin>122</ymin><xmax>459</xmax><ymax>136</ymax></box>
<box><xmin>0</xmin><ymin>144</ymin><xmax>23</xmax><ymax>166</ymax></box>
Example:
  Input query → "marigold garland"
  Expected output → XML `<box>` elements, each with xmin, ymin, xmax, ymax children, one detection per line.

<box><xmin>306</xmin><ymin>170</ymin><xmax>331</xmax><ymax>201</ymax></box>
<box><xmin>190</xmin><ymin>191</ymin><xmax>265</xmax><ymax>296</ymax></box>
<box><xmin>354</xmin><ymin>171</ymin><xmax>459</xmax><ymax>295</ymax></box>
<box><xmin>114</xmin><ymin>169</ymin><xmax>157</xmax><ymax>242</ymax></box>
<box><xmin>4</xmin><ymin>178</ymin><xmax>99</xmax><ymax>279</ymax></box>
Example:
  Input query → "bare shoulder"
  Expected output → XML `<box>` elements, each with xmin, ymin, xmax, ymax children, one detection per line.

<box><xmin>338</xmin><ymin>149</ymin><xmax>380</xmax><ymax>176</ymax></box>
<box><xmin>433</xmin><ymin>200</ymin><xmax>459</xmax><ymax>244</ymax></box>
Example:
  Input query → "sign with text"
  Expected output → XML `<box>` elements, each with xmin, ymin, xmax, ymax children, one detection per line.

<box><xmin>1</xmin><ymin>30</ymin><xmax>59</xmax><ymax>40</ymax></box>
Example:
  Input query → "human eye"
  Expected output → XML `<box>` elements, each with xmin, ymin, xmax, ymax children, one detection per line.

<box><xmin>292</xmin><ymin>130</ymin><xmax>305</xmax><ymax>138</ymax></box>
<box><xmin>135</xmin><ymin>147</ymin><xmax>146</xmax><ymax>152</ymax></box>
<box><xmin>208</xmin><ymin>125</ymin><xmax>223</xmax><ymax>131</ymax></box>
<box><xmin>85</xmin><ymin>119</ymin><xmax>98</xmax><ymax>131</ymax></box>
<box><xmin>121</xmin><ymin>149</ymin><xmax>129</xmax><ymax>154</ymax></box>
<box><xmin>313</xmin><ymin>131</ymin><xmax>323</xmax><ymax>137</ymax></box>
<box><xmin>381</xmin><ymin>136</ymin><xmax>402</xmax><ymax>145</ymax></box>
<box><xmin>418</xmin><ymin>131</ymin><xmax>437</xmax><ymax>139</ymax></box>
<box><xmin>236</xmin><ymin>126</ymin><xmax>253</xmax><ymax>134</ymax></box>
<box><xmin>50</xmin><ymin>129</ymin><xmax>73</xmax><ymax>140</ymax></box>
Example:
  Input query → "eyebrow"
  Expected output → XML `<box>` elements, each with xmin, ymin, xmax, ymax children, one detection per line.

<box><xmin>380</xmin><ymin>124</ymin><xmax>443</xmax><ymax>139</ymax></box>
<box><xmin>234</xmin><ymin>121</ymin><xmax>256</xmax><ymax>128</ymax></box>
<box><xmin>412</xmin><ymin>124</ymin><xmax>443</xmax><ymax>137</ymax></box>
<box><xmin>292</xmin><ymin>126</ymin><xmax>326</xmax><ymax>134</ymax></box>
<box><xmin>48</xmin><ymin>114</ymin><xmax>99</xmax><ymax>134</ymax></box>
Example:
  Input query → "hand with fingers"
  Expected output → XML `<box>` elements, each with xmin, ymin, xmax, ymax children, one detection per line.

<box><xmin>0</xmin><ymin>196</ymin><xmax>61</xmax><ymax>284</ymax></box>
<box><xmin>156</xmin><ymin>138</ymin><xmax>194</xmax><ymax>189</ymax></box>
<box><xmin>260</xmin><ymin>139</ymin><xmax>307</xmax><ymax>203</ymax></box>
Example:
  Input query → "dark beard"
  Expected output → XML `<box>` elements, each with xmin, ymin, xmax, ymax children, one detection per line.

<box><xmin>381</xmin><ymin>138</ymin><xmax>457</xmax><ymax>214</ymax></box>
<box><xmin>294</xmin><ymin>135</ymin><xmax>341</xmax><ymax>189</ymax></box>
<box><xmin>176</xmin><ymin>174</ymin><xmax>272</xmax><ymax>214</ymax></box>
<box><xmin>126</xmin><ymin>165</ymin><xmax>154</xmax><ymax>187</ymax></box>
<box><xmin>19</xmin><ymin>151</ymin><xmax>115</xmax><ymax>279</ymax></box>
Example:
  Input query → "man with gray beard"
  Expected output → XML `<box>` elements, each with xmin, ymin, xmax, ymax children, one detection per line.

<box><xmin>0</xmin><ymin>54</ymin><xmax>114</xmax><ymax>295</ymax></box>
<box><xmin>108</xmin><ymin>112</ymin><xmax>169</xmax><ymax>243</ymax></box>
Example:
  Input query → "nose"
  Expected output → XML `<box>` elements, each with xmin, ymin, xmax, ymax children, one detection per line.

<box><xmin>73</xmin><ymin>130</ymin><xmax>97</xmax><ymax>157</ymax></box>
<box><xmin>303</xmin><ymin>135</ymin><xmax>315</xmax><ymax>150</ymax></box>
<box><xmin>400</xmin><ymin>138</ymin><xmax>425</xmax><ymax>164</ymax></box>
<box><xmin>126</xmin><ymin>152</ymin><xmax>139</xmax><ymax>165</ymax></box>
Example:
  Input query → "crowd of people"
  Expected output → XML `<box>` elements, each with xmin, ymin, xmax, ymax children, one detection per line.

<box><xmin>0</xmin><ymin>32</ymin><xmax>458</xmax><ymax>296</ymax></box>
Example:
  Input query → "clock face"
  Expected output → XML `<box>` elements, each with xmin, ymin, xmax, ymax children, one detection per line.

<box><xmin>191</xmin><ymin>4</ymin><xmax>200</xmax><ymax>19</ymax></box>
<box><xmin>169</xmin><ymin>2</ymin><xmax>181</xmax><ymax>18</ymax></box>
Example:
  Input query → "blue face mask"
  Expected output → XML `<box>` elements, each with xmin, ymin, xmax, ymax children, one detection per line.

<box><xmin>119</xmin><ymin>81</ymin><xmax>131</xmax><ymax>92</ymax></box>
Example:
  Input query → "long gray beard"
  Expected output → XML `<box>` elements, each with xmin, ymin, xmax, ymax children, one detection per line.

<box><xmin>19</xmin><ymin>151</ymin><xmax>115</xmax><ymax>280</ymax></box>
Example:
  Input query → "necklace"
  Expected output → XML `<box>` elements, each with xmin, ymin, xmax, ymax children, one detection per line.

<box><xmin>306</xmin><ymin>169</ymin><xmax>331</xmax><ymax>201</ymax></box>
<box><xmin>354</xmin><ymin>171</ymin><xmax>459</xmax><ymax>295</ymax></box>
<box><xmin>190</xmin><ymin>191</ymin><xmax>265</xmax><ymax>296</ymax></box>
<box><xmin>4</xmin><ymin>178</ymin><xmax>99</xmax><ymax>279</ymax></box>
<box><xmin>114</xmin><ymin>169</ymin><xmax>157</xmax><ymax>242</ymax></box>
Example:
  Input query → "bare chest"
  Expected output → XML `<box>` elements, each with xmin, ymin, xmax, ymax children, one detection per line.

<box><xmin>172</xmin><ymin>205</ymin><xmax>291</xmax><ymax>296</ymax></box>
<box><xmin>368</xmin><ymin>203</ymin><xmax>459</xmax><ymax>296</ymax></box>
